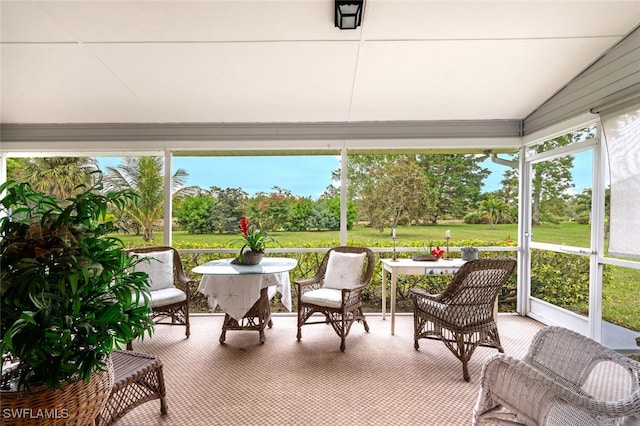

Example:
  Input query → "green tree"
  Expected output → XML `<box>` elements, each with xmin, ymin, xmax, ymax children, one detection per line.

<box><xmin>359</xmin><ymin>155</ymin><xmax>435</xmax><ymax>232</ymax></box>
<box><xmin>288</xmin><ymin>197</ymin><xmax>315</xmax><ymax>231</ymax></box>
<box><xmin>417</xmin><ymin>154</ymin><xmax>490</xmax><ymax>222</ymax></box>
<box><xmin>103</xmin><ymin>157</ymin><xmax>196</xmax><ymax>241</ymax></box>
<box><xmin>501</xmin><ymin>127</ymin><xmax>594</xmax><ymax>226</ymax></box>
<box><xmin>325</xmin><ymin>196</ymin><xmax>357</xmax><ymax>230</ymax></box>
<box><xmin>210</xmin><ymin>186</ymin><xmax>247</xmax><ymax>232</ymax></box>
<box><xmin>175</xmin><ymin>194</ymin><xmax>217</xmax><ymax>234</ymax></box>
<box><xmin>476</xmin><ymin>196</ymin><xmax>511</xmax><ymax>229</ymax></box>
<box><xmin>306</xmin><ymin>201</ymin><xmax>339</xmax><ymax>231</ymax></box>
<box><xmin>243</xmin><ymin>187</ymin><xmax>294</xmax><ymax>231</ymax></box>
<box><xmin>16</xmin><ymin>157</ymin><xmax>98</xmax><ymax>199</ymax></box>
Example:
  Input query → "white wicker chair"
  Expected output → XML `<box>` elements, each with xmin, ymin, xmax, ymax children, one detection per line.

<box><xmin>473</xmin><ymin>326</ymin><xmax>640</xmax><ymax>425</ymax></box>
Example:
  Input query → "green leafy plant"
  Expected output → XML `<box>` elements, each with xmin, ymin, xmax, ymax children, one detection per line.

<box><xmin>231</xmin><ymin>217</ymin><xmax>277</xmax><ymax>261</ymax></box>
<box><xmin>0</xmin><ymin>179</ymin><xmax>154</xmax><ymax>390</ymax></box>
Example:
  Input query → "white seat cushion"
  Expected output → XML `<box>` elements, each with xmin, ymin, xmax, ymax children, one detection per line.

<box><xmin>149</xmin><ymin>287</ymin><xmax>187</xmax><ymax>308</ymax></box>
<box><xmin>132</xmin><ymin>250</ymin><xmax>175</xmax><ymax>291</ymax></box>
<box><xmin>323</xmin><ymin>251</ymin><xmax>366</xmax><ymax>290</ymax></box>
<box><xmin>300</xmin><ymin>288</ymin><xmax>343</xmax><ymax>309</ymax></box>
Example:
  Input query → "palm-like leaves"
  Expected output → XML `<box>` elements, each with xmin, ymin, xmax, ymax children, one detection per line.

<box><xmin>103</xmin><ymin>157</ymin><xmax>198</xmax><ymax>241</ymax></box>
<box><xmin>18</xmin><ymin>157</ymin><xmax>98</xmax><ymax>199</ymax></box>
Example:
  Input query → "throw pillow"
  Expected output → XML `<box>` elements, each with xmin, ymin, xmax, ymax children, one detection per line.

<box><xmin>323</xmin><ymin>251</ymin><xmax>366</xmax><ymax>290</ymax></box>
<box><xmin>132</xmin><ymin>250</ymin><xmax>174</xmax><ymax>291</ymax></box>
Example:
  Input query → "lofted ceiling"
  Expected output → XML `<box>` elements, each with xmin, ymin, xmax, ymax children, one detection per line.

<box><xmin>1</xmin><ymin>1</ymin><xmax>640</xmax><ymax>126</ymax></box>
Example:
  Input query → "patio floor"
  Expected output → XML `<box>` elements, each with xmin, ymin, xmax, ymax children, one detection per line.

<box><xmin>119</xmin><ymin>313</ymin><xmax>544</xmax><ymax>426</ymax></box>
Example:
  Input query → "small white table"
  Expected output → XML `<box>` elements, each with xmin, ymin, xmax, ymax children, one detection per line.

<box><xmin>381</xmin><ymin>258</ymin><xmax>466</xmax><ymax>335</ymax></box>
<box><xmin>193</xmin><ymin>257</ymin><xmax>297</xmax><ymax>343</ymax></box>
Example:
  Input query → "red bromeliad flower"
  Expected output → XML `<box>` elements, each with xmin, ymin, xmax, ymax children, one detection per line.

<box><xmin>232</xmin><ymin>217</ymin><xmax>277</xmax><ymax>256</ymax></box>
<box><xmin>239</xmin><ymin>217</ymin><xmax>249</xmax><ymax>237</ymax></box>
<box><xmin>431</xmin><ymin>246</ymin><xmax>445</xmax><ymax>258</ymax></box>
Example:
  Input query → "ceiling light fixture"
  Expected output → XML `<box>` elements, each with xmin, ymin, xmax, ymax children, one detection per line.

<box><xmin>335</xmin><ymin>0</ymin><xmax>363</xmax><ymax>30</ymax></box>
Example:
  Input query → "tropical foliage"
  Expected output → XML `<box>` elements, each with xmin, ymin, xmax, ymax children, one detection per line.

<box><xmin>476</xmin><ymin>196</ymin><xmax>512</xmax><ymax>229</ymax></box>
<box><xmin>12</xmin><ymin>157</ymin><xmax>98</xmax><ymax>199</ymax></box>
<box><xmin>103</xmin><ymin>157</ymin><xmax>198</xmax><ymax>241</ymax></box>
<box><xmin>0</xmin><ymin>179</ymin><xmax>154</xmax><ymax>390</ymax></box>
<box><xmin>230</xmin><ymin>217</ymin><xmax>278</xmax><ymax>261</ymax></box>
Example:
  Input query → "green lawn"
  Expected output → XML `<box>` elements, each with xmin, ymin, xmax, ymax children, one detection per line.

<box><xmin>119</xmin><ymin>222</ymin><xmax>575</xmax><ymax>247</ymax></box>
<box><xmin>115</xmin><ymin>222</ymin><xmax>639</xmax><ymax>331</ymax></box>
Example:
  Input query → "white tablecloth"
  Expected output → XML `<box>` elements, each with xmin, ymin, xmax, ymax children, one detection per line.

<box><xmin>197</xmin><ymin>272</ymin><xmax>291</xmax><ymax>321</ymax></box>
<box><xmin>193</xmin><ymin>258</ymin><xmax>295</xmax><ymax>321</ymax></box>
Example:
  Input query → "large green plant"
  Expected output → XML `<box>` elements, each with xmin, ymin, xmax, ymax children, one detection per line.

<box><xmin>0</xmin><ymin>179</ymin><xmax>154</xmax><ymax>390</ymax></box>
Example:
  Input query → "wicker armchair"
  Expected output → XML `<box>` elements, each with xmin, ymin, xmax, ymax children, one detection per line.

<box><xmin>473</xmin><ymin>326</ymin><xmax>640</xmax><ymax>425</ymax></box>
<box><xmin>127</xmin><ymin>246</ymin><xmax>193</xmax><ymax>345</ymax></box>
<box><xmin>294</xmin><ymin>246</ymin><xmax>375</xmax><ymax>352</ymax></box>
<box><xmin>410</xmin><ymin>258</ymin><xmax>517</xmax><ymax>381</ymax></box>
<box><xmin>97</xmin><ymin>350</ymin><xmax>167</xmax><ymax>426</ymax></box>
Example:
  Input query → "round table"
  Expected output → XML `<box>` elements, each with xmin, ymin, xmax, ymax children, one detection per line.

<box><xmin>193</xmin><ymin>257</ymin><xmax>297</xmax><ymax>343</ymax></box>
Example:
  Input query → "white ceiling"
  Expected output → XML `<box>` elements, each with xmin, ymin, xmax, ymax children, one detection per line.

<box><xmin>1</xmin><ymin>0</ymin><xmax>640</xmax><ymax>125</ymax></box>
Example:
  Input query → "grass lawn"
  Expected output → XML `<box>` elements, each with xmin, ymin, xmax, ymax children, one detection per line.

<box><xmin>117</xmin><ymin>222</ymin><xmax>590</xmax><ymax>247</ymax></box>
<box><xmin>115</xmin><ymin>222</ymin><xmax>639</xmax><ymax>331</ymax></box>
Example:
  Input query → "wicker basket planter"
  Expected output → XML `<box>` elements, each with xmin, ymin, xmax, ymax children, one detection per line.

<box><xmin>0</xmin><ymin>357</ymin><xmax>114</xmax><ymax>426</ymax></box>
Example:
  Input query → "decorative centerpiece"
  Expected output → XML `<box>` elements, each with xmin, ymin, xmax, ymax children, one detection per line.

<box><xmin>230</xmin><ymin>217</ymin><xmax>277</xmax><ymax>265</ymax></box>
<box><xmin>412</xmin><ymin>243</ymin><xmax>444</xmax><ymax>261</ymax></box>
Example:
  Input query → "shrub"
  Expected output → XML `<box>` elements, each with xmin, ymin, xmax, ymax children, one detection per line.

<box><xmin>464</xmin><ymin>212</ymin><xmax>481</xmax><ymax>224</ymax></box>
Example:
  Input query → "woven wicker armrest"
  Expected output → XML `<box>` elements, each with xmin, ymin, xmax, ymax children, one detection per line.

<box><xmin>409</xmin><ymin>287</ymin><xmax>442</xmax><ymax>301</ymax></box>
<box><xmin>476</xmin><ymin>354</ymin><xmax>640</xmax><ymax>423</ymax></box>
<box><xmin>525</xmin><ymin>326</ymin><xmax>640</xmax><ymax>386</ymax></box>
<box><xmin>175</xmin><ymin>271</ymin><xmax>194</xmax><ymax>298</ymax></box>
<box><xmin>341</xmin><ymin>283</ymin><xmax>367</xmax><ymax>306</ymax></box>
<box><xmin>294</xmin><ymin>277</ymin><xmax>323</xmax><ymax>292</ymax></box>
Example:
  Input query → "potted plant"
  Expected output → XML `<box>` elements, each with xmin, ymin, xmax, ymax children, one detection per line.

<box><xmin>0</xmin><ymin>179</ymin><xmax>154</xmax><ymax>424</ymax></box>
<box><xmin>230</xmin><ymin>217</ymin><xmax>277</xmax><ymax>265</ymax></box>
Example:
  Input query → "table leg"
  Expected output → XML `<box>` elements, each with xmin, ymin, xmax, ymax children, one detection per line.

<box><xmin>391</xmin><ymin>268</ymin><xmax>397</xmax><ymax>336</ymax></box>
<box><xmin>218</xmin><ymin>288</ymin><xmax>271</xmax><ymax>344</ymax></box>
<box><xmin>220</xmin><ymin>315</ymin><xmax>229</xmax><ymax>343</ymax></box>
<box><xmin>381</xmin><ymin>266</ymin><xmax>387</xmax><ymax>320</ymax></box>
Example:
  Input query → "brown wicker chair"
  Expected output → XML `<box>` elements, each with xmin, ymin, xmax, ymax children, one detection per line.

<box><xmin>127</xmin><ymin>246</ymin><xmax>193</xmax><ymax>347</ymax></box>
<box><xmin>294</xmin><ymin>246</ymin><xmax>375</xmax><ymax>352</ymax></box>
<box><xmin>410</xmin><ymin>257</ymin><xmax>517</xmax><ymax>381</ymax></box>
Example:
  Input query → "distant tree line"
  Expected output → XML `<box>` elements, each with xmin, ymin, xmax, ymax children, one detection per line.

<box><xmin>173</xmin><ymin>186</ymin><xmax>356</xmax><ymax>234</ymax></box>
<box><xmin>6</xmin><ymin>129</ymin><xmax>597</xmax><ymax>241</ymax></box>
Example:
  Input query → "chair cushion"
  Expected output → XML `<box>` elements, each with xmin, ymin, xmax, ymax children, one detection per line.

<box><xmin>323</xmin><ymin>251</ymin><xmax>366</xmax><ymax>290</ymax></box>
<box><xmin>132</xmin><ymin>250</ymin><xmax>175</xmax><ymax>291</ymax></box>
<box><xmin>300</xmin><ymin>288</ymin><xmax>343</xmax><ymax>309</ymax></box>
<box><xmin>149</xmin><ymin>287</ymin><xmax>187</xmax><ymax>308</ymax></box>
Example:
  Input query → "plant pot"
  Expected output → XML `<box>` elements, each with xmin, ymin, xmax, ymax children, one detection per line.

<box><xmin>232</xmin><ymin>250</ymin><xmax>264</xmax><ymax>265</ymax></box>
<box><xmin>0</xmin><ymin>356</ymin><xmax>114</xmax><ymax>426</ymax></box>
<box><xmin>461</xmin><ymin>247</ymin><xmax>479</xmax><ymax>261</ymax></box>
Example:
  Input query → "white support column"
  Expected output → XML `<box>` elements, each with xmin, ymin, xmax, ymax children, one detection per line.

<box><xmin>164</xmin><ymin>151</ymin><xmax>173</xmax><ymax>247</ymax></box>
<box><xmin>340</xmin><ymin>146</ymin><xmax>347</xmax><ymax>246</ymax></box>
<box><xmin>588</xmin><ymin>127</ymin><xmax>606</xmax><ymax>342</ymax></box>
<box><xmin>0</xmin><ymin>152</ymin><xmax>6</xmax><ymax>185</ymax></box>
<box><xmin>517</xmin><ymin>145</ymin><xmax>531</xmax><ymax>316</ymax></box>
<box><xmin>0</xmin><ymin>153</ymin><xmax>6</xmax><ymax>217</ymax></box>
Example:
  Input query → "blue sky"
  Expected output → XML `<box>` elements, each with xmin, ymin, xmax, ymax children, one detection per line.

<box><xmin>96</xmin><ymin>153</ymin><xmax>591</xmax><ymax>199</ymax></box>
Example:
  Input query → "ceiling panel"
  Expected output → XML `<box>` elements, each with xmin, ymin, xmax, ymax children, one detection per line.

<box><xmin>350</xmin><ymin>36</ymin><xmax>621</xmax><ymax>121</ymax></box>
<box><xmin>1</xmin><ymin>0</ymin><xmax>639</xmax><ymax>125</ymax></box>
<box><xmin>365</xmin><ymin>1</ymin><xmax>640</xmax><ymax>40</ymax></box>
<box><xmin>44</xmin><ymin>1</ymin><xmax>354</xmax><ymax>42</ymax></box>
<box><xmin>90</xmin><ymin>42</ymin><xmax>361</xmax><ymax>122</ymax></box>
<box><xmin>0</xmin><ymin>44</ymin><xmax>155</xmax><ymax>123</ymax></box>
